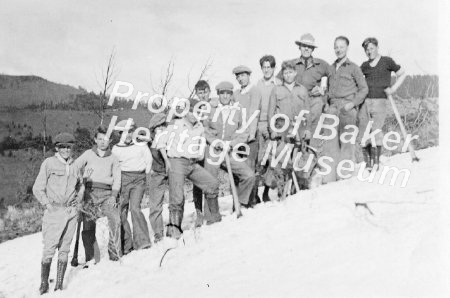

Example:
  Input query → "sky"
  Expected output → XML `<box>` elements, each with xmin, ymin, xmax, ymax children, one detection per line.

<box><xmin>0</xmin><ymin>0</ymin><xmax>440</xmax><ymax>99</ymax></box>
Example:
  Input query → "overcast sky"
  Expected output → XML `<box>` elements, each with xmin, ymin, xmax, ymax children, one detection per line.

<box><xmin>0</xmin><ymin>0</ymin><xmax>439</xmax><ymax>98</ymax></box>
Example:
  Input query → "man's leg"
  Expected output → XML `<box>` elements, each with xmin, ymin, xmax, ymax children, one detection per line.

<box><xmin>309</xmin><ymin>96</ymin><xmax>325</xmax><ymax>150</ymax></box>
<box><xmin>148</xmin><ymin>171</ymin><xmax>167</xmax><ymax>242</ymax></box>
<box><xmin>100</xmin><ymin>195</ymin><xmax>122</xmax><ymax>260</ymax></box>
<box><xmin>192</xmin><ymin>160</ymin><xmax>204</xmax><ymax>227</ymax></box>
<box><xmin>257</xmin><ymin>127</ymin><xmax>271</xmax><ymax>202</ymax></box>
<box><xmin>56</xmin><ymin>211</ymin><xmax>78</xmax><ymax>263</ymax></box>
<box><xmin>119</xmin><ymin>176</ymin><xmax>133</xmax><ymax>254</ymax></box>
<box><xmin>203</xmin><ymin>153</ymin><xmax>221</xmax><ymax>224</ymax></box>
<box><xmin>338</xmin><ymin>105</ymin><xmax>358</xmax><ymax>164</ymax></box>
<box><xmin>81</xmin><ymin>212</ymin><xmax>96</xmax><ymax>262</ymax></box>
<box><xmin>167</xmin><ymin>158</ymin><xmax>189</xmax><ymax>239</ymax></box>
<box><xmin>226</xmin><ymin>155</ymin><xmax>256</xmax><ymax>206</ymax></box>
<box><xmin>320</xmin><ymin>103</ymin><xmax>340</xmax><ymax>184</ymax></box>
<box><xmin>81</xmin><ymin>189</ymin><xmax>97</xmax><ymax>263</ymax></box>
<box><xmin>369</xmin><ymin>99</ymin><xmax>387</xmax><ymax>167</ymax></box>
<box><xmin>54</xmin><ymin>210</ymin><xmax>78</xmax><ymax>291</ymax></box>
<box><xmin>128</xmin><ymin>174</ymin><xmax>151</xmax><ymax>249</ymax></box>
<box><xmin>245</xmin><ymin>138</ymin><xmax>260</xmax><ymax>206</ymax></box>
<box><xmin>40</xmin><ymin>208</ymin><xmax>67</xmax><ymax>294</ymax></box>
<box><xmin>189</xmin><ymin>163</ymin><xmax>220</xmax><ymax>224</ymax></box>
<box><xmin>357</xmin><ymin>101</ymin><xmax>372</xmax><ymax>167</ymax></box>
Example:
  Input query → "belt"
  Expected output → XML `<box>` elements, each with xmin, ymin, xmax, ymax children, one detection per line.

<box><xmin>122</xmin><ymin>170</ymin><xmax>145</xmax><ymax>174</ymax></box>
<box><xmin>169</xmin><ymin>156</ymin><xmax>199</xmax><ymax>162</ymax></box>
<box><xmin>85</xmin><ymin>182</ymin><xmax>112</xmax><ymax>190</ymax></box>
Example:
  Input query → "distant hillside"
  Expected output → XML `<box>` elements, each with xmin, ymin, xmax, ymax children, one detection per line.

<box><xmin>0</xmin><ymin>75</ymin><xmax>85</xmax><ymax>108</ymax></box>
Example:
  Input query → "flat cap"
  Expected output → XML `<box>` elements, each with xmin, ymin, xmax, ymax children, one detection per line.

<box><xmin>54</xmin><ymin>132</ymin><xmax>75</xmax><ymax>145</ymax></box>
<box><xmin>215</xmin><ymin>81</ymin><xmax>234</xmax><ymax>92</ymax></box>
<box><xmin>116</xmin><ymin>119</ymin><xmax>136</xmax><ymax>129</ymax></box>
<box><xmin>232</xmin><ymin>65</ymin><xmax>252</xmax><ymax>75</ymax></box>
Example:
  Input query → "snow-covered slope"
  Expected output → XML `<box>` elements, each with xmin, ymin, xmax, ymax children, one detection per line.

<box><xmin>0</xmin><ymin>147</ymin><xmax>445</xmax><ymax>298</ymax></box>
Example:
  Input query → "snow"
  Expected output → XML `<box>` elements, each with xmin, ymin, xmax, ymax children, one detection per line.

<box><xmin>0</xmin><ymin>147</ymin><xmax>446</xmax><ymax>298</ymax></box>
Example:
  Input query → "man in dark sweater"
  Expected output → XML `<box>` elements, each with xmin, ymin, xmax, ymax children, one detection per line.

<box><xmin>358</xmin><ymin>37</ymin><xmax>406</xmax><ymax>170</ymax></box>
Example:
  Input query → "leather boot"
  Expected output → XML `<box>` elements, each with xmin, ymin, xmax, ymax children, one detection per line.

<box><xmin>374</xmin><ymin>146</ymin><xmax>382</xmax><ymax>168</ymax></box>
<box><xmin>370</xmin><ymin>146</ymin><xmax>377</xmax><ymax>170</ymax></box>
<box><xmin>205</xmin><ymin>198</ymin><xmax>222</xmax><ymax>225</ymax></box>
<box><xmin>81</xmin><ymin>230</ymin><xmax>96</xmax><ymax>262</ymax></box>
<box><xmin>166</xmin><ymin>211</ymin><xmax>183</xmax><ymax>239</ymax></box>
<box><xmin>54</xmin><ymin>260</ymin><xmax>68</xmax><ymax>291</ymax></box>
<box><xmin>262</xmin><ymin>186</ymin><xmax>270</xmax><ymax>202</ymax></box>
<box><xmin>194</xmin><ymin>209</ymin><xmax>203</xmax><ymax>228</ymax></box>
<box><xmin>362</xmin><ymin>145</ymin><xmax>372</xmax><ymax>169</ymax></box>
<box><xmin>39</xmin><ymin>260</ymin><xmax>51</xmax><ymax>295</ymax></box>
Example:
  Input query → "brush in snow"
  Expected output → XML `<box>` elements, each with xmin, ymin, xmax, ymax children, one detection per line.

<box><xmin>387</xmin><ymin>94</ymin><xmax>420</xmax><ymax>163</ymax></box>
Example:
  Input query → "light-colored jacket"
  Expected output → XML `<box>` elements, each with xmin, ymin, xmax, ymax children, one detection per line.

<box><xmin>204</xmin><ymin>101</ymin><xmax>249</xmax><ymax>147</ymax></box>
<box><xmin>32</xmin><ymin>153</ymin><xmax>84</xmax><ymax>207</ymax></box>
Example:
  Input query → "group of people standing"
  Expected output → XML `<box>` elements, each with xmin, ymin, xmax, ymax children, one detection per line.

<box><xmin>32</xmin><ymin>33</ymin><xmax>405</xmax><ymax>294</ymax></box>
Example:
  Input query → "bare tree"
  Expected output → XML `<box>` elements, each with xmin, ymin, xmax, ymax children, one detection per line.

<box><xmin>186</xmin><ymin>57</ymin><xmax>213</xmax><ymax>100</ymax></box>
<box><xmin>150</xmin><ymin>58</ymin><xmax>175</xmax><ymax>98</ymax></box>
<box><xmin>96</xmin><ymin>48</ymin><xmax>118</xmax><ymax>125</ymax></box>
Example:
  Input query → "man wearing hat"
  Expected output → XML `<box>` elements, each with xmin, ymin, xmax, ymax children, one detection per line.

<box><xmin>155</xmin><ymin>105</ymin><xmax>220</xmax><ymax>241</ymax></box>
<box><xmin>33</xmin><ymin>132</ymin><xmax>84</xmax><ymax>294</ymax></box>
<box><xmin>112</xmin><ymin>120</ymin><xmax>153</xmax><ymax>254</ymax></box>
<box><xmin>358</xmin><ymin>37</ymin><xmax>406</xmax><ymax>170</ymax></box>
<box><xmin>203</xmin><ymin>81</ymin><xmax>256</xmax><ymax>208</ymax></box>
<box><xmin>74</xmin><ymin>125</ymin><xmax>121</xmax><ymax>264</ymax></box>
<box><xmin>232</xmin><ymin>65</ymin><xmax>263</xmax><ymax>207</ymax></box>
<box><xmin>278</xmin><ymin>33</ymin><xmax>331</xmax><ymax>151</ymax></box>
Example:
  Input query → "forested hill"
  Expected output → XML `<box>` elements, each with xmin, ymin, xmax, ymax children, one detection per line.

<box><xmin>0</xmin><ymin>75</ymin><xmax>84</xmax><ymax>108</ymax></box>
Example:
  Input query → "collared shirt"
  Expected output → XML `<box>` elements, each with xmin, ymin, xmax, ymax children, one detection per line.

<box><xmin>277</xmin><ymin>57</ymin><xmax>331</xmax><ymax>92</ymax></box>
<box><xmin>156</xmin><ymin>118</ymin><xmax>205</xmax><ymax>159</ymax></box>
<box><xmin>112</xmin><ymin>142</ymin><xmax>152</xmax><ymax>173</ymax></box>
<box><xmin>328</xmin><ymin>58</ymin><xmax>368</xmax><ymax>106</ymax></box>
<box><xmin>233</xmin><ymin>84</ymin><xmax>262</xmax><ymax>139</ymax></box>
<box><xmin>267</xmin><ymin>82</ymin><xmax>311</xmax><ymax>136</ymax></box>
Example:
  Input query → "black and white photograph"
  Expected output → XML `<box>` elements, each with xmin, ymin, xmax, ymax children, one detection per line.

<box><xmin>0</xmin><ymin>0</ymin><xmax>448</xmax><ymax>297</ymax></box>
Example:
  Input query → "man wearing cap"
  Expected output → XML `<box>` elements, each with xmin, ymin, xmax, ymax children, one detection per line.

<box><xmin>191</xmin><ymin>80</ymin><xmax>221</xmax><ymax>226</ymax></box>
<box><xmin>203</xmin><ymin>81</ymin><xmax>256</xmax><ymax>208</ymax></box>
<box><xmin>156</xmin><ymin>107</ymin><xmax>220</xmax><ymax>240</ymax></box>
<box><xmin>33</xmin><ymin>132</ymin><xmax>84</xmax><ymax>294</ymax></box>
<box><xmin>232</xmin><ymin>65</ymin><xmax>263</xmax><ymax>207</ymax></box>
<box><xmin>277</xmin><ymin>33</ymin><xmax>331</xmax><ymax>150</ymax></box>
<box><xmin>323</xmin><ymin>36</ymin><xmax>368</xmax><ymax>181</ymax></box>
<box><xmin>358</xmin><ymin>37</ymin><xmax>406</xmax><ymax>170</ymax></box>
<box><xmin>255</xmin><ymin>55</ymin><xmax>280</xmax><ymax>202</ymax></box>
<box><xmin>74</xmin><ymin>125</ymin><xmax>121</xmax><ymax>264</ymax></box>
<box><xmin>112</xmin><ymin>120</ymin><xmax>152</xmax><ymax>254</ymax></box>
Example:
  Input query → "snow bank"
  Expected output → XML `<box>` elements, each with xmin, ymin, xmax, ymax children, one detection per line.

<box><xmin>0</xmin><ymin>147</ymin><xmax>445</xmax><ymax>298</ymax></box>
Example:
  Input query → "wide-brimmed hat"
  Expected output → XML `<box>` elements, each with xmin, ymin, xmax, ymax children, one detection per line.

<box><xmin>295</xmin><ymin>33</ymin><xmax>317</xmax><ymax>48</ymax></box>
